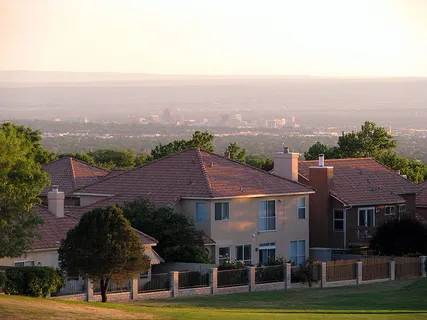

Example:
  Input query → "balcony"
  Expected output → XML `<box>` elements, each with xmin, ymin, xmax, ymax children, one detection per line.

<box><xmin>347</xmin><ymin>226</ymin><xmax>377</xmax><ymax>247</ymax></box>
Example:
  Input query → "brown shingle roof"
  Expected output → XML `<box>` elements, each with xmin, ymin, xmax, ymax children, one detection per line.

<box><xmin>41</xmin><ymin>157</ymin><xmax>109</xmax><ymax>196</ymax></box>
<box><xmin>75</xmin><ymin>148</ymin><xmax>314</xmax><ymax>207</ymax></box>
<box><xmin>299</xmin><ymin>158</ymin><xmax>420</xmax><ymax>206</ymax></box>
<box><xmin>31</xmin><ymin>204</ymin><xmax>157</xmax><ymax>250</ymax></box>
<box><xmin>416</xmin><ymin>180</ymin><xmax>427</xmax><ymax>208</ymax></box>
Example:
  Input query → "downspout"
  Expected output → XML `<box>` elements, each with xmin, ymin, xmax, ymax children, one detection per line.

<box><xmin>343</xmin><ymin>205</ymin><xmax>352</xmax><ymax>249</ymax></box>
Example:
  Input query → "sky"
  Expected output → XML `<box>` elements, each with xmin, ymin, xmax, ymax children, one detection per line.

<box><xmin>1</xmin><ymin>0</ymin><xmax>427</xmax><ymax>76</ymax></box>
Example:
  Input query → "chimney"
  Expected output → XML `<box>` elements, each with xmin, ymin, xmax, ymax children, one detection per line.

<box><xmin>319</xmin><ymin>154</ymin><xmax>325</xmax><ymax>167</ymax></box>
<box><xmin>47</xmin><ymin>185</ymin><xmax>65</xmax><ymax>218</ymax></box>
<box><xmin>273</xmin><ymin>146</ymin><xmax>299</xmax><ymax>182</ymax></box>
<box><xmin>225</xmin><ymin>151</ymin><xmax>231</xmax><ymax>159</ymax></box>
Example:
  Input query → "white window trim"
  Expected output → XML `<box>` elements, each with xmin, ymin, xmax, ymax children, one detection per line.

<box><xmin>385</xmin><ymin>205</ymin><xmax>396</xmax><ymax>215</ymax></box>
<box><xmin>297</xmin><ymin>196</ymin><xmax>306</xmax><ymax>220</ymax></box>
<box><xmin>258</xmin><ymin>199</ymin><xmax>277</xmax><ymax>232</ymax></box>
<box><xmin>235</xmin><ymin>244</ymin><xmax>252</xmax><ymax>265</ymax></box>
<box><xmin>215</xmin><ymin>202</ymin><xmax>230</xmax><ymax>221</ymax></box>
<box><xmin>258</xmin><ymin>243</ymin><xmax>276</xmax><ymax>266</ymax></box>
<box><xmin>357</xmin><ymin>207</ymin><xmax>376</xmax><ymax>227</ymax></box>
<box><xmin>218</xmin><ymin>246</ymin><xmax>231</xmax><ymax>264</ymax></box>
<box><xmin>333</xmin><ymin>209</ymin><xmax>344</xmax><ymax>232</ymax></box>
<box><xmin>14</xmin><ymin>260</ymin><xmax>35</xmax><ymax>267</ymax></box>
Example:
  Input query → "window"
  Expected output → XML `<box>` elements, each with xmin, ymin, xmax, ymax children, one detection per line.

<box><xmin>385</xmin><ymin>205</ymin><xmax>396</xmax><ymax>215</ymax></box>
<box><xmin>72</xmin><ymin>197</ymin><xmax>81</xmax><ymax>206</ymax></box>
<box><xmin>14</xmin><ymin>261</ymin><xmax>35</xmax><ymax>267</ymax></box>
<box><xmin>259</xmin><ymin>200</ymin><xmax>276</xmax><ymax>232</ymax></box>
<box><xmin>259</xmin><ymin>243</ymin><xmax>276</xmax><ymax>265</ymax></box>
<box><xmin>140</xmin><ymin>270</ymin><xmax>149</xmax><ymax>279</ymax></box>
<box><xmin>298</xmin><ymin>197</ymin><xmax>306</xmax><ymax>219</ymax></box>
<box><xmin>235</xmin><ymin>245</ymin><xmax>251</xmax><ymax>265</ymax></box>
<box><xmin>333</xmin><ymin>209</ymin><xmax>344</xmax><ymax>231</ymax></box>
<box><xmin>290</xmin><ymin>240</ymin><xmax>306</xmax><ymax>265</ymax></box>
<box><xmin>358</xmin><ymin>208</ymin><xmax>375</xmax><ymax>227</ymax></box>
<box><xmin>218</xmin><ymin>247</ymin><xmax>231</xmax><ymax>265</ymax></box>
<box><xmin>196</xmin><ymin>203</ymin><xmax>207</xmax><ymax>222</ymax></box>
<box><xmin>215</xmin><ymin>202</ymin><xmax>230</xmax><ymax>220</ymax></box>
<box><xmin>399</xmin><ymin>204</ymin><xmax>406</xmax><ymax>216</ymax></box>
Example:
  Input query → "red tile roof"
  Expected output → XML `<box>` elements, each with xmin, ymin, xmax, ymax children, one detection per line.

<box><xmin>31</xmin><ymin>205</ymin><xmax>157</xmax><ymax>250</ymax></box>
<box><xmin>416</xmin><ymin>180</ymin><xmax>427</xmax><ymax>208</ymax></box>
<box><xmin>75</xmin><ymin>148</ymin><xmax>314</xmax><ymax>207</ymax></box>
<box><xmin>42</xmin><ymin>157</ymin><xmax>109</xmax><ymax>196</ymax></box>
<box><xmin>298</xmin><ymin>158</ymin><xmax>420</xmax><ymax>206</ymax></box>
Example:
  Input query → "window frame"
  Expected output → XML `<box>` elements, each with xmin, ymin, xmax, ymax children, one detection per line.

<box><xmin>290</xmin><ymin>240</ymin><xmax>306</xmax><ymax>266</ymax></box>
<box><xmin>385</xmin><ymin>205</ymin><xmax>396</xmax><ymax>215</ymax></box>
<box><xmin>357</xmin><ymin>207</ymin><xmax>376</xmax><ymax>227</ymax></box>
<box><xmin>14</xmin><ymin>260</ymin><xmax>35</xmax><ymax>267</ymax></box>
<box><xmin>333</xmin><ymin>209</ymin><xmax>344</xmax><ymax>232</ymax></box>
<box><xmin>235</xmin><ymin>244</ymin><xmax>252</xmax><ymax>265</ymax></box>
<box><xmin>297</xmin><ymin>196</ymin><xmax>306</xmax><ymax>220</ymax></box>
<box><xmin>215</xmin><ymin>202</ymin><xmax>230</xmax><ymax>221</ymax></box>
<box><xmin>195</xmin><ymin>202</ymin><xmax>208</xmax><ymax>222</ymax></box>
<box><xmin>218</xmin><ymin>247</ymin><xmax>231</xmax><ymax>265</ymax></box>
<box><xmin>399</xmin><ymin>204</ymin><xmax>406</xmax><ymax>216</ymax></box>
<box><xmin>258</xmin><ymin>242</ymin><xmax>276</xmax><ymax>266</ymax></box>
<box><xmin>258</xmin><ymin>200</ymin><xmax>276</xmax><ymax>232</ymax></box>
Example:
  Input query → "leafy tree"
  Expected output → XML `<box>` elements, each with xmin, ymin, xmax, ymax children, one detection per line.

<box><xmin>135</xmin><ymin>152</ymin><xmax>152</xmax><ymax>166</ymax></box>
<box><xmin>58</xmin><ymin>205</ymin><xmax>150</xmax><ymax>302</ymax></box>
<box><xmin>0</xmin><ymin>123</ymin><xmax>50</xmax><ymax>258</ymax></box>
<box><xmin>58</xmin><ymin>152</ymin><xmax>95</xmax><ymax>165</ymax></box>
<box><xmin>370</xmin><ymin>218</ymin><xmax>427</xmax><ymax>256</ymax></box>
<box><xmin>123</xmin><ymin>198</ymin><xmax>210</xmax><ymax>263</ymax></box>
<box><xmin>376</xmin><ymin>151</ymin><xmax>426</xmax><ymax>184</ymax></box>
<box><xmin>304</xmin><ymin>142</ymin><xmax>339</xmax><ymax>160</ymax></box>
<box><xmin>88</xmin><ymin>149</ymin><xmax>136</xmax><ymax>169</ymax></box>
<box><xmin>245</xmin><ymin>155</ymin><xmax>274</xmax><ymax>171</ymax></box>
<box><xmin>225</xmin><ymin>142</ymin><xmax>246</xmax><ymax>162</ymax></box>
<box><xmin>151</xmin><ymin>130</ymin><xmax>215</xmax><ymax>160</ymax></box>
<box><xmin>337</xmin><ymin>121</ymin><xmax>396</xmax><ymax>158</ymax></box>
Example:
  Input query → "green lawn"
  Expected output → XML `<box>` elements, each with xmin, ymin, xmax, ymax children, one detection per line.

<box><xmin>1</xmin><ymin>278</ymin><xmax>426</xmax><ymax>319</ymax></box>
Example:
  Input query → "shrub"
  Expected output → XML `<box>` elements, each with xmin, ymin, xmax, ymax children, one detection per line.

<box><xmin>291</xmin><ymin>257</ymin><xmax>320</xmax><ymax>287</ymax></box>
<box><xmin>218</xmin><ymin>260</ymin><xmax>245</xmax><ymax>270</ymax></box>
<box><xmin>0</xmin><ymin>272</ymin><xmax>6</xmax><ymax>288</ymax></box>
<box><xmin>4</xmin><ymin>267</ymin><xmax>63</xmax><ymax>297</ymax></box>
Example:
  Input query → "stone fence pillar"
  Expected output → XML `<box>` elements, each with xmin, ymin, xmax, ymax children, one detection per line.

<box><xmin>209</xmin><ymin>268</ymin><xmax>218</xmax><ymax>294</ymax></box>
<box><xmin>170</xmin><ymin>271</ymin><xmax>179</xmax><ymax>297</ymax></box>
<box><xmin>247</xmin><ymin>267</ymin><xmax>255</xmax><ymax>292</ymax></box>
<box><xmin>130</xmin><ymin>277</ymin><xmax>138</xmax><ymax>300</ymax></box>
<box><xmin>420</xmin><ymin>256</ymin><xmax>426</xmax><ymax>278</ymax></box>
<box><xmin>356</xmin><ymin>261</ymin><xmax>363</xmax><ymax>285</ymax></box>
<box><xmin>389</xmin><ymin>260</ymin><xmax>395</xmax><ymax>281</ymax></box>
<box><xmin>86</xmin><ymin>278</ymin><xmax>94</xmax><ymax>302</ymax></box>
<box><xmin>321</xmin><ymin>262</ymin><xmax>327</xmax><ymax>288</ymax></box>
<box><xmin>284</xmin><ymin>263</ymin><xmax>291</xmax><ymax>289</ymax></box>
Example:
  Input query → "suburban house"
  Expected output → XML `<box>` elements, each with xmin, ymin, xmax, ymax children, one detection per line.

<box><xmin>40</xmin><ymin>157</ymin><xmax>110</xmax><ymax>206</ymax></box>
<box><xmin>73</xmin><ymin>148</ymin><xmax>315</xmax><ymax>266</ymax></box>
<box><xmin>292</xmin><ymin>154</ymin><xmax>420</xmax><ymax>249</ymax></box>
<box><xmin>0</xmin><ymin>186</ymin><xmax>163</xmax><ymax>268</ymax></box>
<box><xmin>416</xmin><ymin>180</ymin><xmax>427</xmax><ymax>219</ymax></box>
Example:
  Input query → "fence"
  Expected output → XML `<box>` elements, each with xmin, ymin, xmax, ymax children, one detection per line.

<box><xmin>326</xmin><ymin>259</ymin><xmax>357</xmax><ymax>282</ymax></box>
<box><xmin>47</xmin><ymin>256</ymin><xmax>426</xmax><ymax>302</ymax></box>
<box><xmin>394</xmin><ymin>257</ymin><xmax>421</xmax><ymax>279</ymax></box>
<box><xmin>361</xmin><ymin>258</ymin><xmax>390</xmax><ymax>281</ymax></box>
<box><xmin>52</xmin><ymin>277</ymin><xmax>86</xmax><ymax>296</ymax></box>
<box><xmin>139</xmin><ymin>273</ymin><xmax>170</xmax><ymax>293</ymax></box>
<box><xmin>93</xmin><ymin>279</ymin><xmax>129</xmax><ymax>294</ymax></box>
<box><xmin>178</xmin><ymin>271</ymin><xmax>209</xmax><ymax>289</ymax></box>
<box><xmin>217</xmin><ymin>269</ymin><xmax>248</xmax><ymax>288</ymax></box>
<box><xmin>255</xmin><ymin>265</ymin><xmax>284</xmax><ymax>284</ymax></box>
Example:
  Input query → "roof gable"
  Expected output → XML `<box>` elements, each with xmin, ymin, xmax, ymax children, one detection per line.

<box><xmin>299</xmin><ymin>158</ymin><xmax>420</xmax><ymax>206</ymax></box>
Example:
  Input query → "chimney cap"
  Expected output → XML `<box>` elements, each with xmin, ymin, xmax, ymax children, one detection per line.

<box><xmin>283</xmin><ymin>146</ymin><xmax>289</xmax><ymax>153</ymax></box>
<box><xmin>52</xmin><ymin>185</ymin><xmax>59</xmax><ymax>192</ymax></box>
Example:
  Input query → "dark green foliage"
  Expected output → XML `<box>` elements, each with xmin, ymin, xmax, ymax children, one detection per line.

<box><xmin>88</xmin><ymin>148</ymin><xmax>136</xmax><ymax>169</ymax></box>
<box><xmin>58</xmin><ymin>205</ymin><xmax>150</xmax><ymax>302</ymax></box>
<box><xmin>4</xmin><ymin>267</ymin><xmax>63</xmax><ymax>297</ymax></box>
<box><xmin>58</xmin><ymin>152</ymin><xmax>96</xmax><ymax>164</ymax></box>
<box><xmin>370</xmin><ymin>218</ymin><xmax>427</xmax><ymax>256</ymax></box>
<box><xmin>293</xmin><ymin>257</ymin><xmax>320</xmax><ymax>287</ymax></box>
<box><xmin>151</xmin><ymin>130</ymin><xmax>214</xmax><ymax>160</ymax></box>
<box><xmin>245</xmin><ymin>154</ymin><xmax>274</xmax><ymax>171</ymax></box>
<box><xmin>0</xmin><ymin>123</ymin><xmax>51</xmax><ymax>258</ymax></box>
<box><xmin>304</xmin><ymin>142</ymin><xmax>340</xmax><ymax>160</ymax></box>
<box><xmin>0</xmin><ymin>272</ymin><xmax>6</xmax><ymax>288</ymax></box>
<box><xmin>225</xmin><ymin>142</ymin><xmax>246</xmax><ymax>163</ymax></box>
<box><xmin>218</xmin><ymin>260</ymin><xmax>245</xmax><ymax>270</ymax></box>
<box><xmin>123</xmin><ymin>198</ymin><xmax>210</xmax><ymax>263</ymax></box>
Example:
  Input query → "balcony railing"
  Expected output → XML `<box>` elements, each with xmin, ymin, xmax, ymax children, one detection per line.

<box><xmin>347</xmin><ymin>226</ymin><xmax>377</xmax><ymax>246</ymax></box>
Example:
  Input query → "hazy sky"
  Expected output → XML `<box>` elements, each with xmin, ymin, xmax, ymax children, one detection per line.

<box><xmin>1</xmin><ymin>0</ymin><xmax>427</xmax><ymax>76</ymax></box>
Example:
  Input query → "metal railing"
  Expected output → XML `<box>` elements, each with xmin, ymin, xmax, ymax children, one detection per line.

<box><xmin>139</xmin><ymin>273</ymin><xmax>170</xmax><ymax>292</ymax></box>
<box><xmin>178</xmin><ymin>271</ymin><xmax>209</xmax><ymax>289</ymax></box>
<box><xmin>217</xmin><ymin>269</ymin><xmax>248</xmax><ymax>288</ymax></box>
<box><xmin>255</xmin><ymin>265</ymin><xmax>284</xmax><ymax>284</ymax></box>
<box><xmin>93</xmin><ymin>279</ymin><xmax>129</xmax><ymax>294</ymax></box>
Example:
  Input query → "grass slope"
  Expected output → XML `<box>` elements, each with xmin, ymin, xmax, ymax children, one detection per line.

<box><xmin>0</xmin><ymin>278</ymin><xmax>426</xmax><ymax>320</ymax></box>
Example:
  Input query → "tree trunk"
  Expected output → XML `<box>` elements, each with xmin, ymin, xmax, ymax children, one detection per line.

<box><xmin>100</xmin><ymin>278</ymin><xmax>110</xmax><ymax>303</ymax></box>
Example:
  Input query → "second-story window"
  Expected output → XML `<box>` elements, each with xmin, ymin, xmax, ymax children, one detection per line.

<box><xmin>195</xmin><ymin>203</ymin><xmax>207</xmax><ymax>222</ymax></box>
<box><xmin>259</xmin><ymin>200</ymin><xmax>276</xmax><ymax>232</ymax></box>
<box><xmin>399</xmin><ymin>204</ymin><xmax>406</xmax><ymax>216</ymax></box>
<box><xmin>215</xmin><ymin>202</ymin><xmax>230</xmax><ymax>220</ymax></box>
<box><xmin>385</xmin><ymin>205</ymin><xmax>396</xmax><ymax>215</ymax></box>
<box><xmin>333</xmin><ymin>209</ymin><xmax>344</xmax><ymax>231</ymax></box>
<box><xmin>298</xmin><ymin>197</ymin><xmax>306</xmax><ymax>219</ymax></box>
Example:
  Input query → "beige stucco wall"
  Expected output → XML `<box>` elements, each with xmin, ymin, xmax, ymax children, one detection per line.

<box><xmin>179</xmin><ymin>195</ymin><xmax>310</xmax><ymax>265</ymax></box>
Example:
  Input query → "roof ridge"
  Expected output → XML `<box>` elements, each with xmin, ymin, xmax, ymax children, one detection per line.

<box><xmin>299</xmin><ymin>157</ymin><xmax>375</xmax><ymax>163</ymax></box>
<box><xmin>69</xmin><ymin>157</ymin><xmax>77</xmax><ymax>191</ymax></box>
<box><xmin>371</xmin><ymin>157</ymin><xmax>419</xmax><ymax>187</ymax></box>
<box><xmin>195</xmin><ymin>149</ymin><xmax>214</xmax><ymax>197</ymax></box>
<box><xmin>69</xmin><ymin>157</ymin><xmax>110</xmax><ymax>173</ymax></box>
<box><xmin>73</xmin><ymin>148</ymin><xmax>197</xmax><ymax>193</ymax></box>
<box><xmin>199</xmin><ymin>149</ymin><xmax>315</xmax><ymax>191</ymax></box>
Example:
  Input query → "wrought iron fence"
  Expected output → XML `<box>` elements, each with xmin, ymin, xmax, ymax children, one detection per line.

<box><xmin>255</xmin><ymin>265</ymin><xmax>284</xmax><ymax>284</ymax></box>
<box><xmin>93</xmin><ymin>279</ymin><xmax>129</xmax><ymax>294</ymax></box>
<box><xmin>178</xmin><ymin>271</ymin><xmax>209</xmax><ymax>289</ymax></box>
<box><xmin>139</xmin><ymin>273</ymin><xmax>170</xmax><ymax>292</ymax></box>
<box><xmin>217</xmin><ymin>269</ymin><xmax>248</xmax><ymax>288</ymax></box>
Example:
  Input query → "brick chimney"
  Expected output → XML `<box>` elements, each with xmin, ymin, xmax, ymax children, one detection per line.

<box><xmin>308</xmin><ymin>154</ymin><xmax>334</xmax><ymax>247</ymax></box>
<box><xmin>273</xmin><ymin>146</ymin><xmax>299</xmax><ymax>182</ymax></box>
<box><xmin>47</xmin><ymin>185</ymin><xmax>65</xmax><ymax>218</ymax></box>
